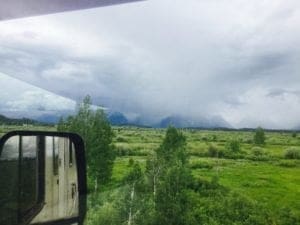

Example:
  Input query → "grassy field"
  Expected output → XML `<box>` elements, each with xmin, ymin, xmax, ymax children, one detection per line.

<box><xmin>0</xmin><ymin>125</ymin><xmax>56</xmax><ymax>137</ymax></box>
<box><xmin>1</xmin><ymin>125</ymin><xmax>300</xmax><ymax>223</ymax></box>
<box><xmin>111</xmin><ymin>127</ymin><xmax>300</xmax><ymax>218</ymax></box>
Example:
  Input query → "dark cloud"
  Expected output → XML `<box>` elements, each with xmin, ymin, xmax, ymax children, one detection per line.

<box><xmin>0</xmin><ymin>0</ymin><xmax>300</xmax><ymax>129</ymax></box>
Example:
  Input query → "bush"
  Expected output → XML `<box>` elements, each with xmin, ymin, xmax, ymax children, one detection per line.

<box><xmin>223</xmin><ymin>150</ymin><xmax>245</xmax><ymax>159</ymax></box>
<box><xmin>284</xmin><ymin>147</ymin><xmax>300</xmax><ymax>159</ymax></box>
<box><xmin>244</xmin><ymin>138</ymin><xmax>253</xmax><ymax>144</ymax></box>
<box><xmin>188</xmin><ymin>150</ymin><xmax>207</xmax><ymax>157</ymax></box>
<box><xmin>246</xmin><ymin>155</ymin><xmax>271</xmax><ymax>161</ymax></box>
<box><xmin>189</xmin><ymin>161</ymin><xmax>213</xmax><ymax>169</ymax></box>
<box><xmin>212</xmin><ymin>134</ymin><xmax>217</xmax><ymax>141</ymax></box>
<box><xmin>201</xmin><ymin>136</ymin><xmax>208</xmax><ymax>141</ymax></box>
<box><xmin>251</xmin><ymin>147</ymin><xmax>265</xmax><ymax>156</ymax></box>
<box><xmin>254</xmin><ymin>127</ymin><xmax>266</xmax><ymax>145</ymax></box>
<box><xmin>226</xmin><ymin>140</ymin><xmax>241</xmax><ymax>152</ymax></box>
<box><xmin>128</xmin><ymin>158</ymin><xmax>135</xmax><ymax>166</ymax></box>
<box><xmin>277</xmin><ymin>160</ymin><xmax>298</xmax><ymax>168</ymax></box>
<box><xmin>247</xmin><ymin>147</ymin><xmax>272</xmax><ymax>161</ymax></box>
<box><xmin>207</xmin><ymin>144</ymin><xmax>219</xmax><ymax>157</ymax></box>
<box><xmin>277</xmin><ymin>207</ymin><xmax>300</xmax><ymax>225</ymax></box>
<box><xmin>206</xmin><ymin>144</ymin><xmax>225</xmax><ymax>158</ymax></box>
<box><xmin>190</xmin><ymin>191</ymin><xmax>272</xmax><ymax>225</ymax></box>
<box><xmin>115</xmin><ymin>147</ymin><xmax>134</xmax><ymax>156</ymax></box>
<box><xmin>115</xmin><ymin>136</ymin><xmax>128</xmax><ymax>142</ymax></box>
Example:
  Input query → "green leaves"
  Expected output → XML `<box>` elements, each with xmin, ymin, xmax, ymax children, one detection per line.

<box><xmin>57</xmin><ymin>95</ymin><xmax>115</xmax><ymax>189</ymax></box>
<box><xmin>157</xmin><ymin>126</ymin><xmax>187</xmax><ymax>165</ymax></box>
<box><xmin>148</xmin><ymin>127</ymin><xmax>193</xmax><ymax>225</ymax></box>
<box><xmin>226</xmin><ymin>139</ymin><xmax>241</xmax><ymax>152</ymax></box>
<box><xmin>254</xmin><ymin>127</ymin><xmax>266</xmax><ymax>145</ymax></box>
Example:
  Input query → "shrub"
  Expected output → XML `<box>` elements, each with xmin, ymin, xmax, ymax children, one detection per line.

<box><xmin>189</xmin><ymin>161</ymin><xmax>213</xmax><ymax>169</ymax></box>
<box><xmin>115</xmin><ymin>136</ymin><xmax>128</xmax><ymax>142</ymax></box>
<box><xmin>207</xmin><ymin>144</ymin><xmax>219</xmax><ymax>157</ymax></box>
<box><xmin>278</xmin><ymin>160</ymin><xmax>298</xmax><ymax>168</ymax></box>
<box><xmin>278</xmin><ymin>207</ymin><xmax>300</xmax><ymax>225</ymax></box>
<box><xmin>244</xmin><ymin>138</ymin><xmax>253</xmax><ymax>144</ymax></box>
<box><xmin>212</xmin><ymin>134</ymin><xmax>217</xmax><ymax>141</ymax></box>
<box><xmin>188</xmin><ymin>150</ymin><xmax>207</xmax><ymax>157</ymax></box>
<box><xmin>254</xmin><ymin>127</ymin><xmax>266</xmax><ymax>145</ymax></box>
<box><xmin>206</xmin><ymin>144</ymin><xmax>225</xmax><ymax>158</ymax></box>
<box><xmin>246</xmin><ymin>155</ymin><xmax>270</xmax><ymax>162</ymax></box>
<box><xmin>248</xmin><ymin>147</ymin><xmax>271</xmax><ymax>161</ymax></box>
<box><xmin>223</xmin><ymin>150</ymin><xmax>244</xmax><ymax>159</ymax></box>
<box><xmin>128</xmin><ymin>158</ymin><xmax>135</xmax><ymax>166</ymax></box>
<box><xmin>284</xmin><ymin>147</ymin><xmax>300</xmax><ymax>159</ymax></box>
<box><xmin>201</xmin><ymin>136</ymin><xmax>208</xmax><ymax>141</ymax></box>
<box><xmin>226</xmin><ymin>140</ymin><xmax>240</xmax><ymax>152</ymax></box>
<box><xmin>251</xmin><ymin>147</ymin><xmax>265</xmax><ymax>156</ymax></box>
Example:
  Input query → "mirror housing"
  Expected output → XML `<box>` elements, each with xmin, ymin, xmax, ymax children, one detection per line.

<box><xmin>0</xmin><ymin>131</ymin><xmax>87</xmax><ymax>225</ymax></box>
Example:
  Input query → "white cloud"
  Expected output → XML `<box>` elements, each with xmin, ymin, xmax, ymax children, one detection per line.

<box><xmin>0</xmin><ymin>72</ymin><xmax>75</xmax><ymax>113</ymax></box>
<box><xmin>0</xmin><ymin>0</ymin><xmax>300</xmax><ymax>128</ymax></box>
<box><xmin>221</xmin><ymin>87</ymin><xmax>300</xmax><ymax>129</ymax></box>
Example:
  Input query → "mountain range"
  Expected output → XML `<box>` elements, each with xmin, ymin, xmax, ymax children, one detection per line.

<box><xmin>108</xmin><ymin>112</ymin><xmax>232</xmax><ymax>128</ymax></box>
<box><xmin>2</xmin><ymin>112</ymin><xmax>300</xmax><ymax>131</ymax></box>
<box><xmin>0</xmin><ymin>111</ymin><xmax>232</xmax><ymax>129</ymax></box>
<box><xmin>0</xmin><ymin>114</ymin><xmax>42</xmax><ymax>125</ymax></box>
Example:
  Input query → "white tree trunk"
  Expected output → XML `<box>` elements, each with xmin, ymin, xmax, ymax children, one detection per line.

<box><xmin>153</xmin><ymin>175</ymin><xmax>156</xmax><ymax>198</ymax></box>
<box><xmin>128</xmin><ymin>184</ymin><xmax>135</xmax><ymax>225</ymax></box>
<box><xmin>94</xmin><ymin>177</ymin><xmax>98</xmax><ymax>192</ymax></box>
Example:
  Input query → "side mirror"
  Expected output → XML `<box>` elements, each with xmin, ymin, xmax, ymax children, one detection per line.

<box><xmin>0</xmin><ymin>131</ymin><xmax>87</xmax><ymax>225</ymax></box>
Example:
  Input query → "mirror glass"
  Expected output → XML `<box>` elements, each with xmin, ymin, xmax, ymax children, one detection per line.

<box><xmin>0</xmin><ymin>136</ymin><xmax>19</xmax><ymax>225</ymax></box>
<box><xmin>31</xmin><ymin>136</ymin><xmax>79</xmax><ymax>224</ymax></box>
<box><xmin>0</xmin><ymin>135</ymin><xmax>79</xmax><ymax>225</ymax></box>
<box><xmin>20</xmin><ymin>137</ymin><xmax>38</xmax><ymax>220</ymax></box>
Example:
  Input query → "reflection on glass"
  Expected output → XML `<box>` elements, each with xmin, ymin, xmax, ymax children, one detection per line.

<box><xmin>31</xmin><ymin>136</ymin><xmax>79</xmax><ymax>224</ymax></box>
<box><xmin>20</xmin><ymin>136</ymin><xmax>38</xmax><ymax>218</ymax></box>
<box><xmin>0</xmin><ymin>136</ymin><xmax>19</xmax><ymax>225</ymax></box>
<box><xmin>53</xmin><ymin>137</ymin><xmax>59</xmax><ymax>176</ymax></box>
<box><xmin>0</xmin><ymin>135</ymin><xmax>79</xmax><ymax>225</ymax></box>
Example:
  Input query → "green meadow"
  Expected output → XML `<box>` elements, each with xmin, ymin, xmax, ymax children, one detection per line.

<box><xmin>1</xmin><ymin>126</ymin><xmax>300</xmax><ymax>224</ymax></box>
<box><xmin>111</xmin><ymin>127</ymin><xmax>300</xmax><ymax>219</ymax></box>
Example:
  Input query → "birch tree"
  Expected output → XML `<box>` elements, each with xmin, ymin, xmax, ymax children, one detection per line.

<box><xmin>58</xmin><ymin>95</ymin><xmax>115</xmax><ymax>191</ymax></box>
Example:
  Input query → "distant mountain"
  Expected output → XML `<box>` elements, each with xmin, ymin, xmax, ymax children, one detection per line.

<box><xmin>158</xmin><ymin>115</ymin><xmax>231</xmax><ymax>128</ymax></box>
<box><xmin>36</xmin><ymin>114</ymin><xmax>62</xmax><ymax>124</ymax></box>
<box><xmin>0</xmin><ymin>114</ymin><xmax>41</xmax><ymax>125</ymax></box>
<box><xmin>108</xmin><ymin>112</ymin><xmax>129</xmax><ymax>125</ymax></box>
<box><xmin>37</xmin><ymin>111</ymin><xmax>130</xmax><ymax>126</ymax></box>
<box><xmin>159</xmin><ymin>116</ymin><xmax>192</xmax><ymax>128</ymax></box>
<box><xmin>0</xmin><ymin>110</ymin><xmax>232</xmax><ymax>129</ymax></box>
<box><xmin>293</xmin><ymin>125</ymin><xmax>300</xmax><ymax>131</ymax></box>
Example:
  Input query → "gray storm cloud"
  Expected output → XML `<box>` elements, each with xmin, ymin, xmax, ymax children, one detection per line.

<box><xmin>0</xmin><ymin>0</ymin><xmax>300</xmax><ymax>129</ymax></box>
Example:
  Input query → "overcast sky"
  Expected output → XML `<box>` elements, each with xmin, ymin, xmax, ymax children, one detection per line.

<box><xmin>0</xmin><ymin>0</ymin><xmax>299</xmax><ymax>129</ymax></box>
